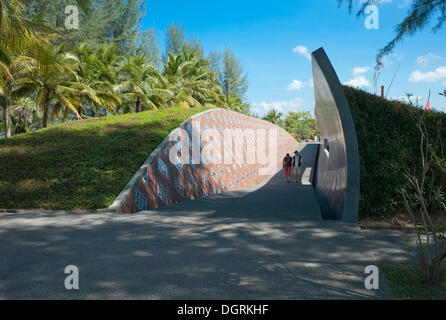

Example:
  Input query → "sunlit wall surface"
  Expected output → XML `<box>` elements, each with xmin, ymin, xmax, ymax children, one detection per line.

<box><xmin>111</xmin><ymin>109</ymin><xmax>299</xmax><ymax>213</ymax></box>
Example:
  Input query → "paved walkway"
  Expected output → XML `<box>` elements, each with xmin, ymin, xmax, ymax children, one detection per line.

<box><xmin>0</xmin><ymin>144</ymin><xmax>417</xmax><ymax>299</ymax></box>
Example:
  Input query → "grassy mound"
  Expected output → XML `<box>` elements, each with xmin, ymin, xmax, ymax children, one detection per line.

<box><xmin>344</xmin><ymin>86</ymin><xmax>446</xmax><ymax>217</ymax></box>
<box><xmin>0</xmin><ymin>107</ymin><xmax>209</xmax><ymax>210</ymax></box>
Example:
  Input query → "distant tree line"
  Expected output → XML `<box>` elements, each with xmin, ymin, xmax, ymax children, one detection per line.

<box><xmin>0</xmin><ymin>0</ymin><xmax>250</xmax><ymax>138</ymax></box>
<box><xmin>262</xmin><ymin>109</ymin><xmax>318</xmax><ymax>141</ymax></box>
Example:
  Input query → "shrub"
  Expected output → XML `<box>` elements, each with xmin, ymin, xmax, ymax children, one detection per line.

<box><xmin>344</xmin><ymin>86</ymin><xmax>446</xmax><ymax>217</ymax></box>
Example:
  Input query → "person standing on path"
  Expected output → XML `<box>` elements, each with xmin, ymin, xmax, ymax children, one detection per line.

<box><xmin>283</xmin><ymin>153</ymin><xmax>293</xmax><ymax>183</ymax></box>
<box><xmin>293</xmin><ymin>150</ymin><xmax>302</xmax><ymax>183</ymax></box>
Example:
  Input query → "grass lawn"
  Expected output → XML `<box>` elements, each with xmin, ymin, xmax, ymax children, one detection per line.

<box><xmin>0</xmin><ymin>107</ymin><xmax>209</xmax><ymax>210</ymax></box>
<box><xmin>379</xmin><ymin>263</ymin><xmax>446</xmax><ymax>300</ymax></box>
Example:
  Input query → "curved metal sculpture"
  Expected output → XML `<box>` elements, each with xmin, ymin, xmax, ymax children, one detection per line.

<box><xmin>311</xmin><ymin>47</ymin><xmax>360</xmax><ymax>222</ymax></box>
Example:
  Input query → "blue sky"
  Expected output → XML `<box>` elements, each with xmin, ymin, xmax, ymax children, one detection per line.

<box><xmin>141</xmin><ymin>0</ymin><xmax>446</xmax><ymax>116</ymax></box>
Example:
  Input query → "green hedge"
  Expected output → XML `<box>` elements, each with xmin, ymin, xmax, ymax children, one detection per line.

<box><xmin>344</xmin><ymin>86</ymin><xmax>446</xmax><ymax>217</ymax></box>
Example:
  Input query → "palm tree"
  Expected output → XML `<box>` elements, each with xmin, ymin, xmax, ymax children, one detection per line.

<box><xmin>161</xmin><ymin>53</ymin><xmax>199</xmax><ymax>108</ymax></box>
<box><xmin>0</xmin><ymin>0</ymin><xmax>38</xmax><ymax>137</ymax></box>
<box><xmin>0</xmin><ymin>0</ymin><xmax>90</xmax><ymax>57</ymax></box>
<box><xmin>161</xmin><ymin>51</ymin><xmax>223</xmax><ymax>108</ymax></box>
<box><xmin>29</xmin><ymin>42</ymin><xmax>83</xmax><ymax>127</ymax></box>
<box><xmin>0</xmin><ymin>58</ymin><xmax>13</xmax><ymax>137</ymax></box>
<box><xmin>406</xmin><ymin>92</ymin><xmax>414</xmax><ymax>106</ymax></box>
<box><xmin>115</xmin><ymin>54</ymin><xmax>171</xmax><ymax>113</ymax></box>
<box><xmin>225</xmin><ymin>95</ymin><xmax>250</xmax><ymax>114</ymax></box>
<box><xmin>0</xmin><ymin>53</ymin><xmax>35</xmax><ymax>137</ymax></box>
<box><xmin>0</xmin><ymin>0</ymin><xmax>93</xmax><ymax>134</ymax></box>
<box><xmin>74</xmin><ymin>43</ymin><xmax>121</xmax><ymax>117</ymax></box>
<box><xmin>0</xmin><ymin>1</ymin><xmax>36</xmax><ymax>54</ymax></box>
<box><xmin>11</xmin><ymin>96</ymin><xmax>35</xmax><ymax>134</ymax></box>
<box><xmin>263</xmin><ymin>108</ymin><xmax>283</xmax><ymax>124</ymax></box>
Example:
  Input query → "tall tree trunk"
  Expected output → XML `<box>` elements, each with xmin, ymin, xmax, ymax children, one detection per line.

<box><xmin>42</xmin><ymin>91</ymin><xmax>50</xmax><ymax>128</ymax></box>
<box><xmin>136</xmin><ymin>97</ymin><xmax>142</xmax><ymax>113</ymax></box>
<box><xmin>2</xmin><ymin>95</ymin><xmax>11</xmax><ymax>138</ymax></box>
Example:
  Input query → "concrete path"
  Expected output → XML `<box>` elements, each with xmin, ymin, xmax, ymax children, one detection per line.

<box><xmin>0</xmin><ymin>144</ymin><xmax>414</xmax><ymax>300</ymax></box>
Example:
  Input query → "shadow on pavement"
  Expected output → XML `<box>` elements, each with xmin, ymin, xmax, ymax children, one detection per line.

<box><xmin>0</xmin><ymin>144</ymin><xmax>405</xmax><ymax>300</ymax></box>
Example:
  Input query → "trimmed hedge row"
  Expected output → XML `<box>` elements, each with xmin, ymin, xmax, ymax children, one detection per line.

<box><xmin>344</xmin><ymin>86</ymin><xmax>446</xmax><ymax>217</ymax></box>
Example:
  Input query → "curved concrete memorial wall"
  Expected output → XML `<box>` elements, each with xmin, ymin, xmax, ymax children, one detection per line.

<box><xmin>110</xmin><ymin>109</ymin><xmax>299</xmax><ymax>213</ymax></box>
<box><xmin>311</xmin><ymin>48</ymin><xmax>360</xmax><ymax>222</ymax></box>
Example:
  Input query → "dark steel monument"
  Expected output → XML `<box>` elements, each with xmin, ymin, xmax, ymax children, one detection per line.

<box><xmin>311</xmin><ymin>48</ymin><xmax>360</xmax><ymax>223</ymax></box>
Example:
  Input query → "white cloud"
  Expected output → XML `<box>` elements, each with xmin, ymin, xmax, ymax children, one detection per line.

<box><xmin>287</xmin><ymin>78</ymin><xmax>313</xmax><ymax>91</ymax></box>
<box><xmin>397</xmin><ymin>0</ymin><xmax>412</xmax><ymax>8</ymax></box>
<box><xmin>292</xmin><ymin>46</ymin><xmax>311</xmax><ymax>61</ymax></box>
<box><xmin>381</xmin><ymin>52</ymin><xmax>404</xmax><ymax>66</ymax></box>
<box><xmin>344</xmin><ymin>76</ymin><xmax>372</xmax><ymax>88</ymax></box>
<box><xmin>442</xmin><ymin>80</ymin><xmax>446</xmax><ymax>86</ymax></box>
<box><xmin>409</xmin><ymin>66</ymin><xmax>446</xmax><ymax>83</ymax></box>
<box><xmin>392</xmin><ymin>96</ymin><xmax>424</xmax><ymax>104</ymax></box>
<box><xmin>353</xmin><ymin>66</ymin><xmax>371</xmax><ymax>76</ymax></box>
<box><xmin>358</xmin><ymin>0</ymin><xmax>408</xmax><ymax>8</ymax></box>
<box><xmin>287</xmin><ymin>80</ymin><xmax>305</xmax><ymax>91</ymax></box>
<box><xmin>251</xmin><ymin>98</ymin><xmax>305</xmax><ymax>116</ymax></box>
<box><xmin>416</xmin><ymin>53</ymin><xmax>442</xmax><ymax>66</ymax></box>
<box><xmin>358</xmin><ymin>0</ymin><xmax>397</xmax><ymax>4</ymax></box>
<box><xmin>345</xmin><ymin>65</ymin><xmax>373</xmax><ymax>89</ymax></box>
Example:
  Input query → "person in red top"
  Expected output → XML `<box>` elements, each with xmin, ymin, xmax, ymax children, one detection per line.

<box><xmin>283</xmin><ymin>153</ymin><xmax>293</xmax><ymax>183</ymax></box>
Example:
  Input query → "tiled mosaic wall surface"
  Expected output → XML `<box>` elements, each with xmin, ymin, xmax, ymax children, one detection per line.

<box><xmin>118</xmin><ymin>109</ymin><xmax>299</xmax><ymax>213</ymax></box>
